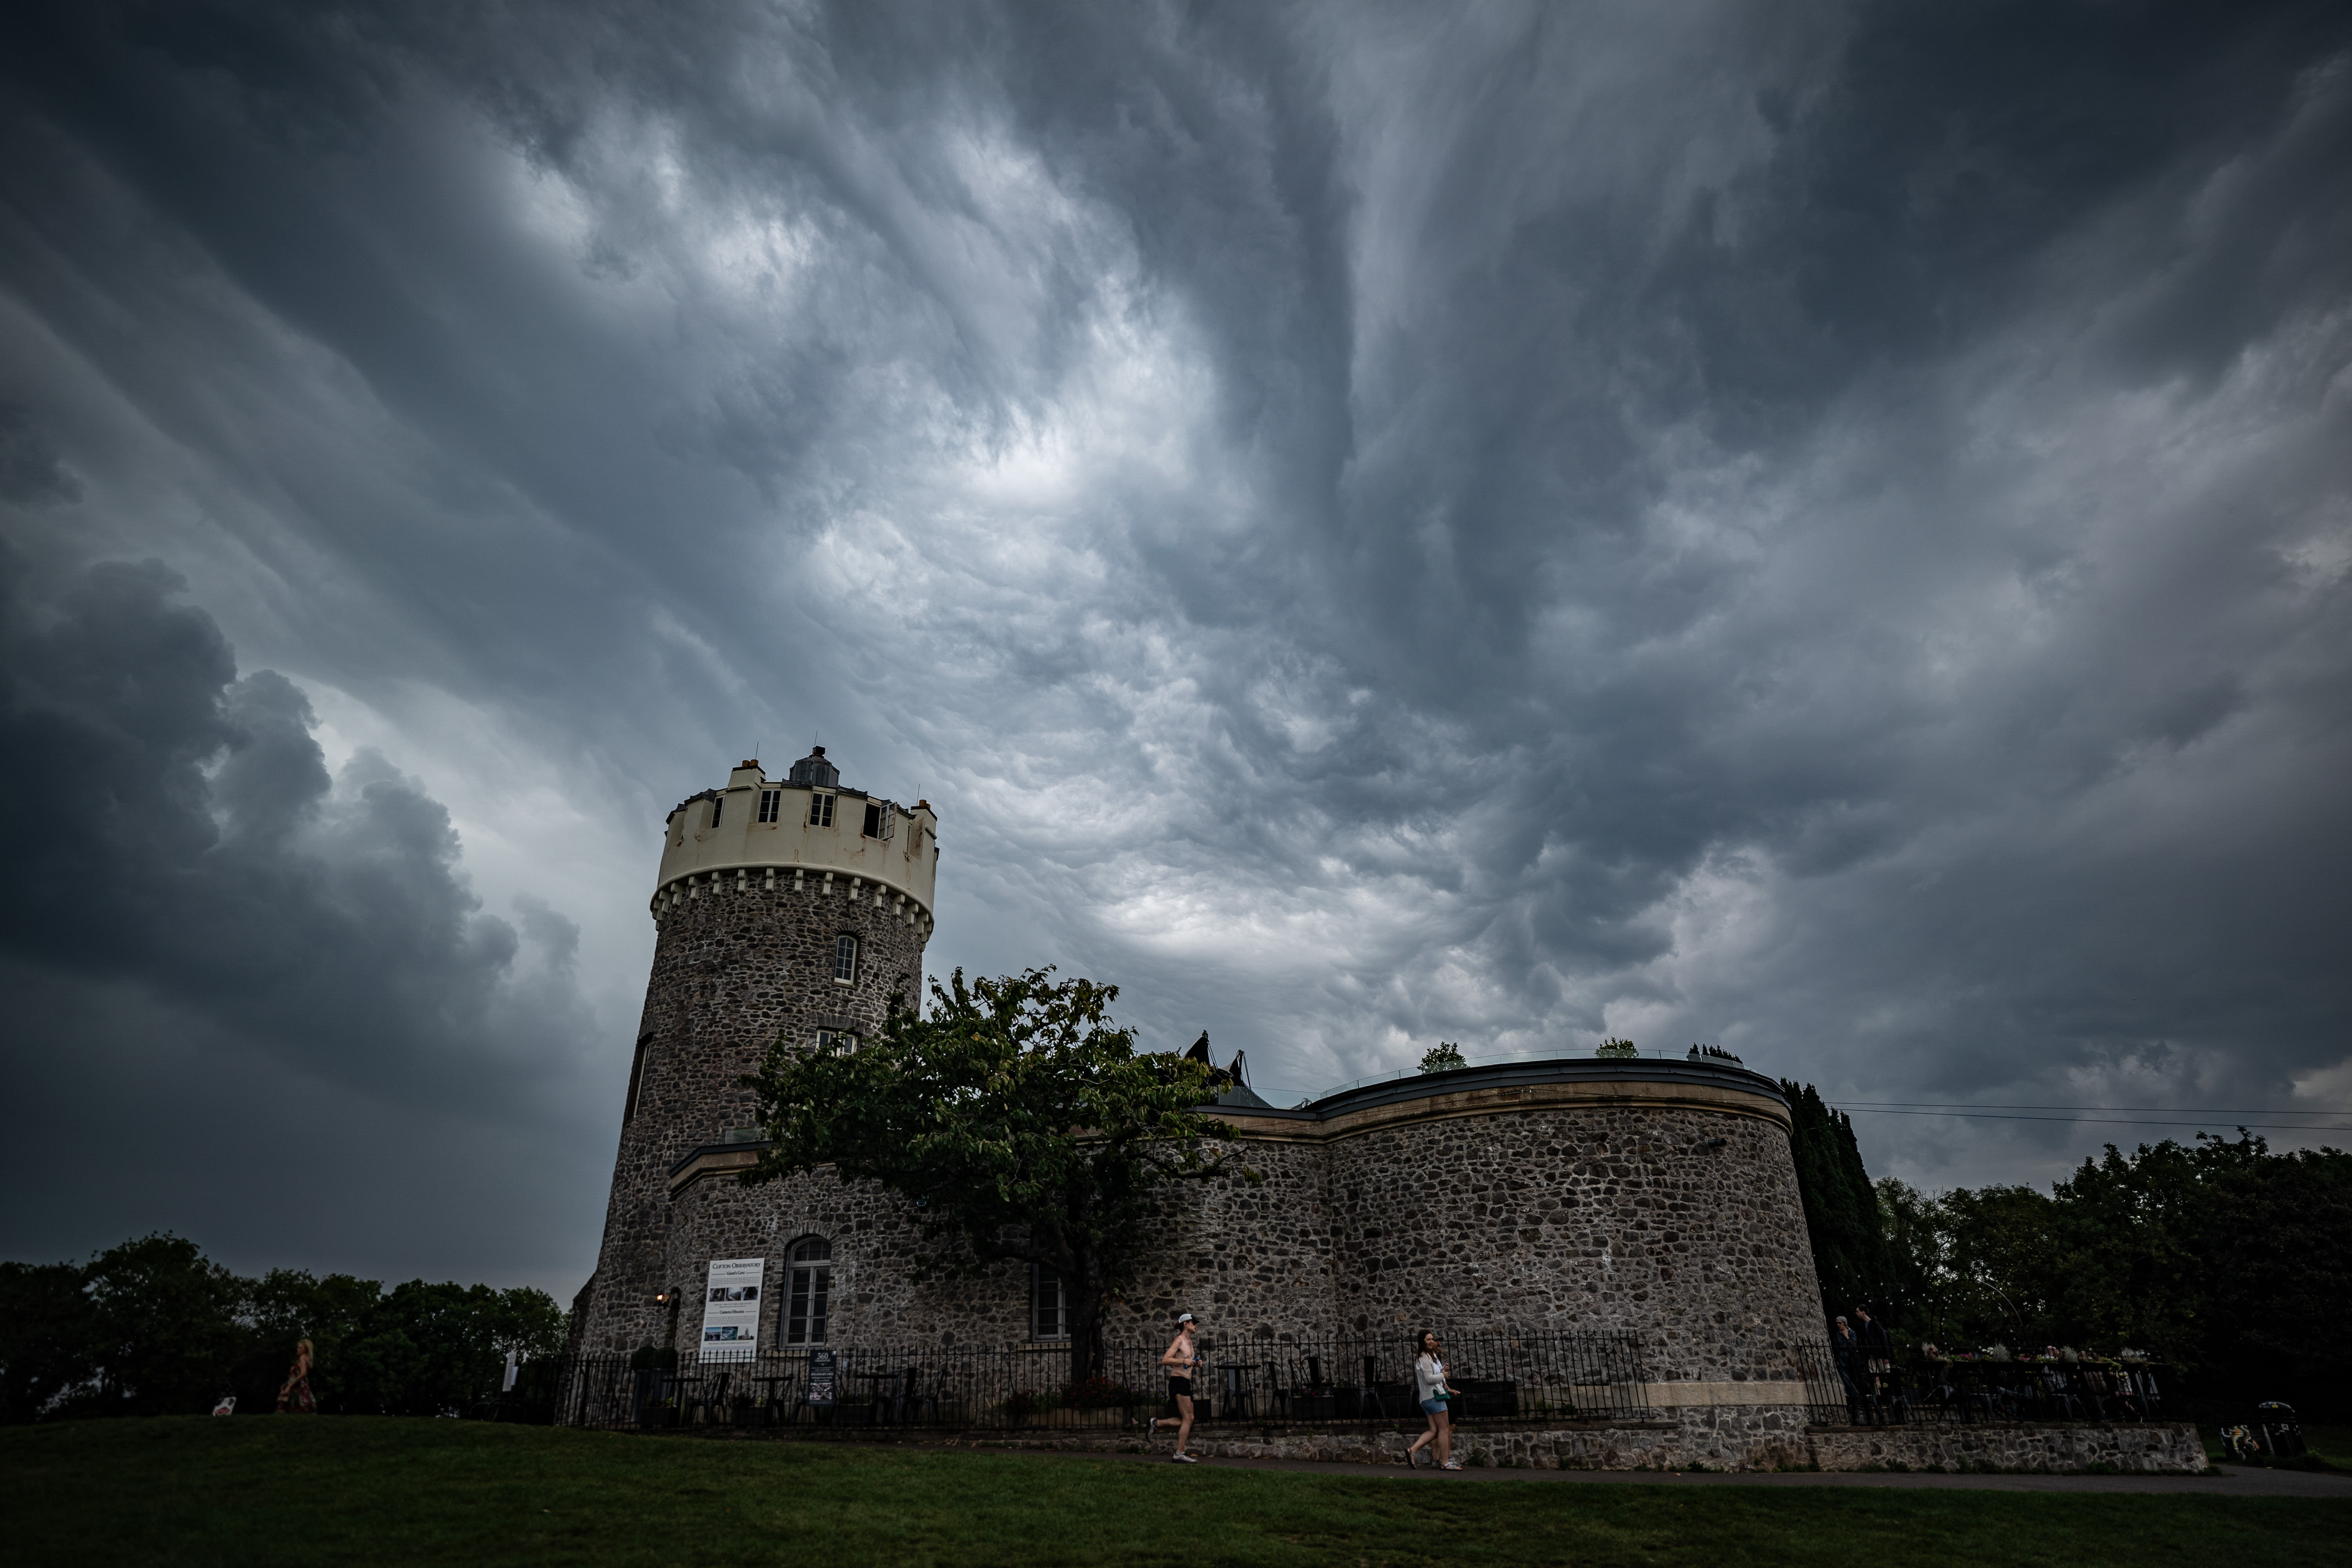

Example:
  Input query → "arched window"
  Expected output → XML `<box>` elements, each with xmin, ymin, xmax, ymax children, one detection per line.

<box><xmin>784</xmin><ymin>1236</ymin><xmax>832</xmax><ymax>1345</ymax></box>
<box><xmin>833</xmin><ymin>933</ymin><xmax>858</xmax><ymax>985</ymax></box>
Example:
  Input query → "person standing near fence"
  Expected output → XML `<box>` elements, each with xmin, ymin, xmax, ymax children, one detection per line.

<box><xmin>1405</xmin><ymin>1330</ymin><xmax>1459</xmax><ymax>1470</ymax></box>
<box><xmin>1146</xmin><ymin>1311</ymin><xmax>1203</xmax><ymax>1463</ymax></box>
<box><xmin>1831</xmin><ymin>1316</ymin><xmax>1865</xmax><ymax>1425</ymax></box>
<box><xmin>1854</xmin><ymin>1305</ymin><xmax>1892</xmax><ymax>1427</ymax></box>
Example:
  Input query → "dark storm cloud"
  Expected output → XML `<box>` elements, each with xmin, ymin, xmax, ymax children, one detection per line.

<box><xmin>0</xmin><ymin>0</ymin><xmax>2347</xmax><ymax>1286</ymax></box>
<box><xmin>0</xmin><ymin>556</ymin><xmax>604</xmax><ymax>1278</ymax></box>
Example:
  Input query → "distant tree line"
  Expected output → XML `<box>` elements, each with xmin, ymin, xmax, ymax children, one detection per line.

<box><xmin>1784</xmin><ymin>1082</ymin><xmax>2352</xmax><ymax>1413</ymax></box>
<box><xmin>0</xmin><ymin>1233</ymin><xmax>565</xmax><ymax>1423</ymax></box>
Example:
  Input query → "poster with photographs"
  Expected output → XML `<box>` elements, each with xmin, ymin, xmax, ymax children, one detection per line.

<box><xmin>700</xmin><ymin>1256</ymin><xmax>765</xmax><ymax>1362</ymax></box>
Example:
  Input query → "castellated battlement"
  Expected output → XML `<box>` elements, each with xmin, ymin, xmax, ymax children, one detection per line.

<box><xmin>649</xmin><ymin>747</ymin><xmax>937</xmax><ymax>934</ymax></box>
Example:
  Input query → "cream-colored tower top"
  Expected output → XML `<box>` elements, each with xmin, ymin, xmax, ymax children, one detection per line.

<box><xmin>647</xmin><ymin>748</ymin><xmax>938</xmax><ymax>930</ymax></box>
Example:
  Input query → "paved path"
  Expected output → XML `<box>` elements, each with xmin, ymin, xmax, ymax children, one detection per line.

<box><xmin>958</xmin><ymin>1444</ymin><xmax>2352</xmax><ymax>1498</ymax></box>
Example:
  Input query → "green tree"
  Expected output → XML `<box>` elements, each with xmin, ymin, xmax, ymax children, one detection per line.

<box><xmin>0</xmin><ymin>1261</ymin><xmax>92</xmax><ymax>1423</ymax></box>
<box><xmin>1936</xmin><ymin>1184</ymin><xmax>2061</xmax><ymax>1349</ymax></box>
<box><xmin>334</xmin><ymin>1280</ymin><xmax>566</xmax><ymax>1416</ymax></box>
<box><xmin>741</xmin><ymin>968</ymin><xmax>1248</xmax><ymax>1382</ymax></box>
<box><xmin>2192</xmin><ymin>1134</ymin><xmax>2352</xmax><ymax>1410</ymax></box>
<box><xmin>1780</xmin><ymin>1083</ymin><xmax>1893</xmax><ymax>1327</ymax></box>
<box><xmin>1418</xmin><ymin>1042</ymin><xmax>1466</xmax><ymax>1073</ymax></box>
<box><xmin>1874</xmin><ymin>1178</ymin><xmax>1946</xmax><ymax>1336</ymax></box>
<box><xmin>76</xmin><ymin>1234</ymin><xmax>247</xmax><ymax>1416</ymax></box>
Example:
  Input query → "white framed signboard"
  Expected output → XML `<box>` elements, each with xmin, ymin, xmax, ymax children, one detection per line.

<box><xmin>701</xmin><ymin>1257</ymin><xmax>765</xmax><ymax>1363</ymax></box>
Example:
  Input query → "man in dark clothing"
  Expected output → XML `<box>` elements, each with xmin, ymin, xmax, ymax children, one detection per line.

<box><xmin>1831</xmin><ymin>1316</ymin><xmax>1866</xmax><ymax>1423</ymax></box>
<box><xmin>1854</xmin><ymin>1306</ymin><xmax>1893</xmax><ymax>1426</ymax></box>
<box><xmin>1831</xmin><ymin>1315</ymin><xmax>1866</xmax><ymax>1425</ymax></box>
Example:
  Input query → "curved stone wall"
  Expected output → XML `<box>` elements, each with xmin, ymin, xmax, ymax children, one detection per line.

<box><xmin>576</xmin><ymin>872</ymin><xmax>928</xmax><ymax>1353</ymax></box>
<box><xmin>1321</xmin><ymin>1100</ymin><xmax>1822</xmax><ymax>1373</ymax></box>
<box><xmin>632</xmin><ymin>1060</ymin><xmax>1823</xmax><ymax>1383</ymax></box>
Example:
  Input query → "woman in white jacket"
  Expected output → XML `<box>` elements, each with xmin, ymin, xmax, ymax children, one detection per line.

<box><xmin>1405</xmin><ymin>1329</ymin><xmax>1459</xmax><ymax>1470</ymax></box>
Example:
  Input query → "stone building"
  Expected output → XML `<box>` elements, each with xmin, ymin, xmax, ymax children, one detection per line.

<box><xmin>570</xmin><ymin>750</ymin><xmax>1842</xmax><ymax>1463</ymax></box>
<box><xmin>573</xmin><ymin>747</ymin><xmax>936</xmax><ymax>1356</ymax></box>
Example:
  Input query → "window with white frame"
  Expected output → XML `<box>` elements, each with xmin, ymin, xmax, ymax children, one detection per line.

<box><xmin>808</xmin><ymin>792</ymin><xmax>835</xmax><ymax>828</ymax></box>
<box><xmin>757</xmin><ymin>788</ymin><xmax>781</xmax><ymax>824</ymax></box>
<box><xmin>1030</xmin><ymin>1265</ymin><xmax>1068</xmax><ymax>1340</ymax></box>
<box><xmin>784</xmin><ymin>1236</ymin><xmax>831</xmax><ymax>1345</ymax></box>
<box><xmin>814</xmin><ymin>1028</ymin><xmax>856</xmax><ymax>1053</ymax></box>
<box><xmin>833</xmin><ymin>933</ymin><xmax>858</xmax><ymax>985</ymax></box>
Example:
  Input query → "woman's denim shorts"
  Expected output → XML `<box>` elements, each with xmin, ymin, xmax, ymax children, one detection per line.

<box><xmin>1420</xmin><ymin>1397</ymin><xmax>1448</xmax><ymax>1415</ymax></box>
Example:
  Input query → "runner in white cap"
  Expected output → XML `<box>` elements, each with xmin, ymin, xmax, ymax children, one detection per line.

<box><xmin>1145</xmin><ymin>1311</ymin><xmax>1203</xmax><ymax>1462</ymax></box>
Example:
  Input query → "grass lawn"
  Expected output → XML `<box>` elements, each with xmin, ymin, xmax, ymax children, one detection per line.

<box><xmin>4</xmin><ymin>1418</ymin><xmax>2346</xmax><ymax>1568</ymax></box>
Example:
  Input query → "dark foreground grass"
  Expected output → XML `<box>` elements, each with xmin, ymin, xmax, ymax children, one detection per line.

<box><xmin>3</xmin><ymin>1419</ymin><xmax>2345</xmax><ymax>1568</ymax></box>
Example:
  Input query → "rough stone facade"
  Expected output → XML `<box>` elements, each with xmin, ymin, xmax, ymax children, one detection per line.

<box><xmin>1319</xmin><ymin>1100</ymin><xmax>1822</xmax><ymax>1376</ymax></box>
<box><xmin>641</xmin><ymin>1063</ymin><xmax>1826</xmax><ymax>1374</ymax></box>
<box><xmin>578</xmin><ymin>864</ymin><xmax>927</xmax><ymax>1354</ymax></box>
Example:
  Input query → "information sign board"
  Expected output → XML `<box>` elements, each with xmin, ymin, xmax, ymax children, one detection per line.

<box><xmin>806</xmin><ymin>1348</ymin><xmax>837</xmax><ymax>1406</ymax></box>
<box><xmin>700</xmin><ymin>1257</ymin><xmax>765</xmax><ymax>1363</ymax></box>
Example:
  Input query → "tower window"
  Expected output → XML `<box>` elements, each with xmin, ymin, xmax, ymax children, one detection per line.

<box><xmin>1030</xmin><ymin>1266</ymin><xmax>1068</xmax><ymax>1341</ymax></box>
<box><xmin>815</xmin><ymin>1028</ymin><xmax>857</xmax><ymax>1053</ymax></box>
<box><xmin>784</xmin><ymin>1236</ymin><xmax>831</xmax><ymax>1345</ymax></box>
<box><xmin>862</xmin><ymin>802</ymin><xmax>886</xmax><ymax>838</ymax></box>
<box><xmin>757</xmin><ymin>788</ymin><xmax>781</xmax><ymax>824</ymax></box>
<box><xmin>833</xmin><ymin>934</ymin><xmax>858</xmax><ymax>985</ymax></box>
<box><xmin>709</xmin><ymin>795</ymin><xmax>723</xmax><ymax>829</ymax></box>
<box><xmin>809</xmin><ymin>793</ymin><xmax>835</xmax><ymax>828</ymax></box>
<box><xmin>622</xmin><ymin>1031</ymin><xmax>653</xmax><ymax>1123</ymax></box>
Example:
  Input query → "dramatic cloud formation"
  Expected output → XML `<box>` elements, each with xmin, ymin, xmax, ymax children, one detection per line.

<box><xmin>2</xmin><ymin>0</ymin><xmax>2347</xmax><ymax>1288</ymax></box>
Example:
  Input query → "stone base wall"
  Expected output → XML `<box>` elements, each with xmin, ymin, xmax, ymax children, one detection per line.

<box><xmin>1806</xmin><ymin>1421</ymin><xmax>2206</xmax><ymax>1474</ymax></box>
<box><xmin>741</xmin><ymin>1416</ymin><xmax>2205</xmax><ymax>1474</ymax></box>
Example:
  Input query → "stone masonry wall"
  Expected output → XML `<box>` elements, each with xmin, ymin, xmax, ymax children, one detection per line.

<box><xmin>656</xmin><ymin>1136</ymin><xmax>1337</xmax><ymax>1355</ymax></box>
<box><xmin>648</xmin><ymin>1096</ymin><xmax>1823</xmax><ymax>1379</ymax></box>
<box><xmin>579</xmin><ymin>874</ymin><xmax>927</xmax><ymax>1353</ymax></box>
<box><xmin>1323</xmin><ymin>1104</ymin><xmax>1825</xmax><ymax>1375</ymax></box>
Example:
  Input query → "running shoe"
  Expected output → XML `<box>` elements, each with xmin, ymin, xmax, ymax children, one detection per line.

<box><xmin>1171</xmin><ymin>1452</ymin><xmax>1198</xmax><ymax>1464</ymax></box>
<box><xmin>1441</xmin><ymin>1460</ymin><xmax>1463</xmax><ymax>1470</ymax></box>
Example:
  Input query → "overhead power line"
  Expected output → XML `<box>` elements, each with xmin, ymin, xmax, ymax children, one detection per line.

<box><xmin>1838</xmin><ymin>1101</ymin><xmax>2351</xmax><ymax>1114</ymax></box>
<box><xmin>1835</xmin><ymin>1107</ymin><xmax>2352</xmax><ymax>1134</ymax></box>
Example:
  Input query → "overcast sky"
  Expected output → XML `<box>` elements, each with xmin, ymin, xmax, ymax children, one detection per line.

<box><xmin>3</xmin><ymin>1</ymin><xmax>2348</xmax><ymax>1296</ymax></box>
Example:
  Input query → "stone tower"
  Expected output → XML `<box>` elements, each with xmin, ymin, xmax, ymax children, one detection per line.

<box><xmin>573</xmin><ymin>748</ymin><xmax>937</xmax><ymax>1353</ymax></box>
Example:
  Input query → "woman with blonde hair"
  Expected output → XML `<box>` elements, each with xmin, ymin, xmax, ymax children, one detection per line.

<box><xmin>276</xmin><ymin>1338</ymin><xmax>316</xmax><ymax>1414</ymax></box>
<box><xmin>1404</xmin><ymin>1329</ymin><xmax>1458</xmax><ymax>1470</ymax></box>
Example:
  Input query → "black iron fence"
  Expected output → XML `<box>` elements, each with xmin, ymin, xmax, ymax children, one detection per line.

<box><xmin>553</xmin><ymin>1332</ymin><xmax>1654</xmax><ymax>1434</ymax></box>
<box><xmin>1794</xmin><ymin>1344</ymin><xmax>2173</xmax><ymax>1428</ymax></box>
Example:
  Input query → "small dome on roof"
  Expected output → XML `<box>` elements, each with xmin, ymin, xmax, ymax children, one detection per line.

<box><xmin>787</xmin><ymin>747</ymin><xmax>840</xmax><ymax>789</ymax></box>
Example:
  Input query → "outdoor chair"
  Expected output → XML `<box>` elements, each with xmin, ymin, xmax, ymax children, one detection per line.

<box><xmin>1262</xmin><ymin>1360</ymin><xmax>1290</xmax><ymax>1420</ymax></box>
<box><xmin>687</xmin><ymin>1371</ymin><xmax>732</xmax><ymax>1426</ymax></box>
<box><xmin>1218</xmin><ymin>1363</ymin><xmax>1254</xmax><ymax>1421</ymax></box>
<box><xmin>754</xmin><ymin>1370</ymin><xmax>797</xmax><ymax>1426</ymax></box>
<box><xmin>2036</xmin><ymin>1368</ymin><xmax>2082</xmax><ymax>1421</ymax></box>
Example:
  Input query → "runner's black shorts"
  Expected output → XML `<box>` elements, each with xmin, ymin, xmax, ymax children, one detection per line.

<box><xmin>1167</xmin><ymin>1377</ymin><xmax>1193</xmax><ymax>1397</ymax></box>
